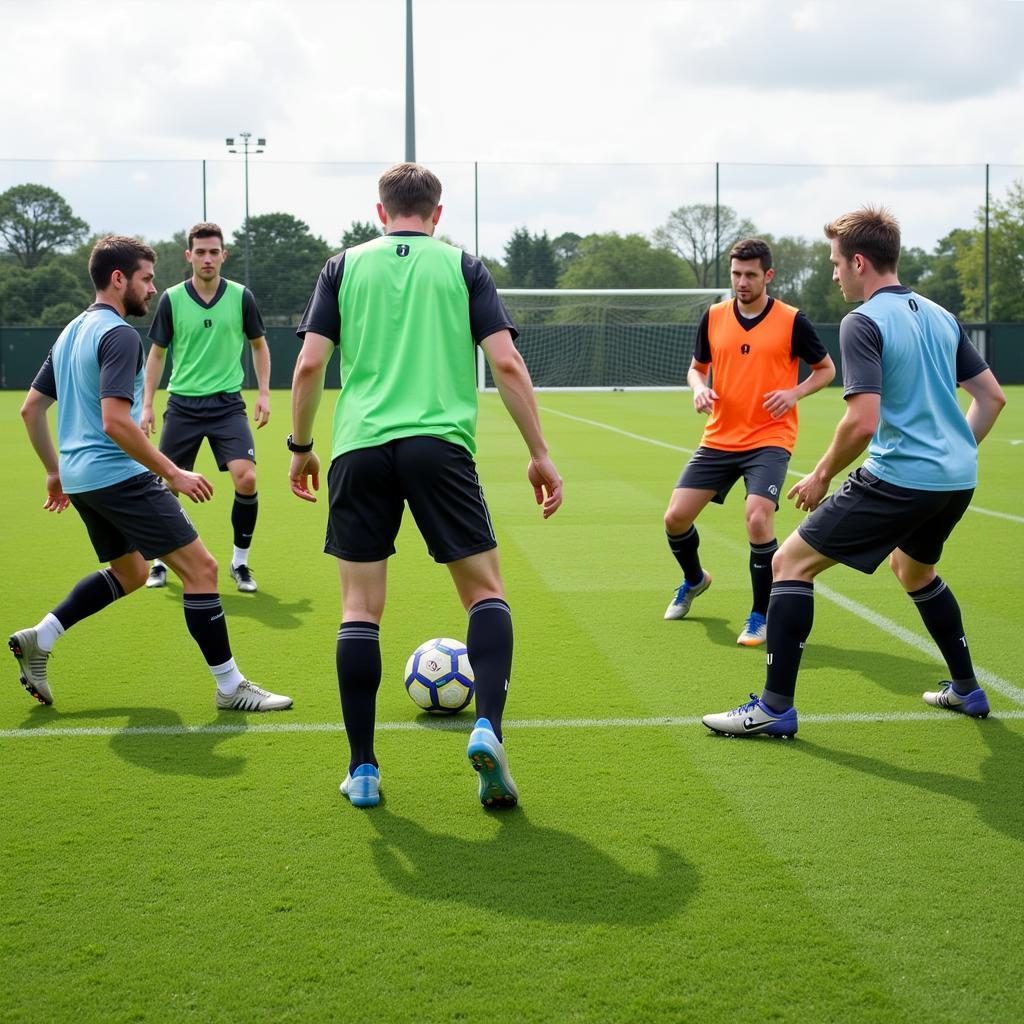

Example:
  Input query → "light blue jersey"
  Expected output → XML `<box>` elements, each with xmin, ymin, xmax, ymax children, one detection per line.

<box><xmin>848</xmin><ymin>289</ymin><xmax>978</xmax><ymax>491</ymax></box>
<box><xmin>51</xmin><ymin>306</ymin><xmax>147</xmax><ymax>493</ymax></box>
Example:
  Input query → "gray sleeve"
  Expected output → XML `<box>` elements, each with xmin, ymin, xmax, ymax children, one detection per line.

<box><xmin>839</xmin><ymin>313</ymin><xmax>883</xmax><ymax>398</ymax></box>
<box><xmin>955</xmin><ymin>323</ymin><xmax>988</xmax><ymax>383</ymax></box>
<box><xmin>97</xmin><ymin>325</ymin><xmax>144</xmax><ymax>400</ymax></box>
<box><xmin>242</xmin><ymin>288</ymin><xmax>267</xmax><ymax>339</ymax></box>
<box><xmin>297</xmin><ymin>254</ymin><xmax>345</xmax><ymax>344</ymax></box>
<box><xmin>148</xmin><ymin>292</ymin><xmax>174</xmax><ymax>347</ymax></box>
<box><xmin>31</xmin><ymin>352</ymin><xmax>57</xmax><ymax>399</ymax></box>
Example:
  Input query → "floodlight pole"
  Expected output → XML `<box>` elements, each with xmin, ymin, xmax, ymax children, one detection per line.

<box><xmin>405</xmin><ymin>0</ymin><xmax>416</xmax><ymax>161</ymax></box>
<box><xmin>225</xmin><ymin>131</ymin><xmax>266</xmax><ymax>288</ymax></box>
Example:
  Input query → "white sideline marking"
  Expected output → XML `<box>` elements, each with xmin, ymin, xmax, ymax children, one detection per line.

<box><xmin>540</xmin><ymin>406</ymin><xmax>1022</xmax><ymax>524</ymax></box>
<box><xmin>540</xmin><ymin>405</ymin><xmax>1024</xmax><ymax>703</ymax></box>
<box><xmin>3</xmin><ymin>710</ymin><xmax>1024</xmax><ymax>741</ymax></box>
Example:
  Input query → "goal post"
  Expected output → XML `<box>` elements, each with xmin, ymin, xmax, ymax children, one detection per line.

<box><xmin>477</xmin><ymin>288</ymin><xmax>731</xmax><ymax>392</ymax></box>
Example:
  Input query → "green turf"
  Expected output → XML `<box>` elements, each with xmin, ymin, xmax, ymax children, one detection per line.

<box><xmin>1</xmin><ymin>387</ymin><xmax>1022</xmax><ymax>1023</ymax></box>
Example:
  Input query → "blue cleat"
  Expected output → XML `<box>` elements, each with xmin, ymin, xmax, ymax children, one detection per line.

<box><xmin>664</xmin><ymin>571</ymin><xmax>712</xmax><ymax>620</ymax></box>
<box><xmin>340</xmin><ymin>763</ymin><xmax>380</xmax><ymax>808</ymax></box>
<box><xmin>922</xmin><ymin>682</ymin><xmax>990</xmax><ymax>719</ymax></box>
<box><xmin>467</xmin><ymin>718</ymin><xmax>518</xmax><ymax>808</ymax></box>
<box><xmin>736</xmin><ymin>611</ymin><xmax>767</xmax><ymax>647</ymax></box>
<box><xmin>702</xmin><ymin>693</ymin><xmax>798</xmax><ymax>738</ymax></box>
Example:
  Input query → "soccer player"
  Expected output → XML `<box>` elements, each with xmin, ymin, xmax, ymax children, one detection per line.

<box><xmin>663</xmin><ymin>238</ymin><xmax>835</xmax><ymax>645</ymax></box>
<box><xmin>290</xmin><ymin>163</ymin><xmax>563</xmax><ymax>810</ymax></box>
<box><xmin>141</xmin><ymin>223</ymin><xmax>270</xmax><ymax>593</ymax></box>
<box><xmin>702</xmin><ymin>207</ymin><xmax>1006</xmax><ymax>737</ymax></box>
<box><xmin>9</xmin><ymin>235</ymin><xmax>291</xmax><ymax>713</ymax></box>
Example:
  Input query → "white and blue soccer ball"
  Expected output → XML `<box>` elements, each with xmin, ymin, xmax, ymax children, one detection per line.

<box><xmin>404</xmin><ymin>638</ymin><xmax>475</xmax><ymax>715</ymax></box>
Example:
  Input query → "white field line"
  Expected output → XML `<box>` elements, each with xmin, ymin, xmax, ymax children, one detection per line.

<box><xmin>539</xmin><ymin>404</ymin><xmax>1024</xmax><ymax>704</ymax></box>
<box><xmin>539</xmin><ymin>406</ymin><xmax>1022</xmax><ymax>524</ymax></box>
<box><xmin>3</xmin><ymin>710</ymin><xmax>1024</xmax><ymax>741</ymax></box>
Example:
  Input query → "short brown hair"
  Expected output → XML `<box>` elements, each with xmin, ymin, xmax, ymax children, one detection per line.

<box><xmin>88</xmin><ymin>235</ymin><xmax>156</xmax><ymax>290</ymax></box>
<box><xmin>188</xmin><ymin>222</ymin><xmax>225</xmax><ymax>249</ymax></box>
<box><xmin>729</xmin><ymin>238</ymin><xmax>772</xmax><ymax>271</ymax></box>
<box><xmin>378</xmin><ymin>163</ymin><xmax>442</xmax><ymax>219</ymax></box>
<box><xmin>824</xmin><ymin>206</ymin><xmax>900</xmax><ymax>273</ymax></box>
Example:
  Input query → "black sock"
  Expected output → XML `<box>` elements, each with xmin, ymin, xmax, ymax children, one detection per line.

<box><xmin>667</xmin><ymin>527</ymin><xmax>703</xmax><ymax>585</ymax></box>
<box><xmin>182</xmin><ymin>593</ymin><xmax>232</xmax><ymax>666</ymax></box>
<box><xmin>761</xmin><ymin>580</ymin><xmax>815</xmax><ymax>712</ymax></box>
<box><xmin>749</xmin><ymin>540</ymin><xmax>778</xmax><ymax>617</ymax></box>
<box><xmin>52</xmin><ymin>569</ymin><xmax>126</xmax><ymax>630</ymax></box>
<box><xmin>467</xmin><ymin>599</ymin><xmax>513</xmax><ymax>742</ymax></box>
<box><xmin>908</xmin><ymin>577</ymin><xmax>977</xmax><ymax>693</ymax></box>
<box><xmin>232</xmin><ymin>492</ymin><xmax>258</xmax><ymax>550</ymax></box>
<box><xmin>337</xmin><ymin>621</ymin><xmax>381</xmax><ymax>772</ymax></box>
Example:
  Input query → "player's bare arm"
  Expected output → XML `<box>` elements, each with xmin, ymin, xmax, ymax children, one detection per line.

<box><xmin>288</xmin><ymin>331</ymin><xmax>333</xmax><ymax>502</ymax></box>
<box><xmin>20</xmin><ymin>386</ymin><xmax>70</xmax><ymax>513</ymax></box>
<box><xmin>960</xmin><ymin>368</ymin><xmax>1006</xmax><ymax>444</ymax></box>
<box><xmin>100</xmin><ymin>395</ymin><xmax>213</xmax><ymax>503</ymax></box>
<box><xmin>788</xmin><ymin>392</ymin><xmax>880</xmax><ymax>512</ymax></box>
<box><xmin>763</xmin><ymin>354</ymin><xmax>836</xmax><ymax>419</ymax></box>
<box><xmin>140</xmin><ymin>343</ymin><xmax>167</xmax><ymax>436</ymax></box>
<box><xmin>481</xmin><ymin>329</ymin><xmax>563</xmax><ymax>518</ymax></box>
<box><xmin>687</xmin><ymin>359</ymin><xmax>718</xmax><ymax>414</ymax></box>
<box><xmin>250</xmin><ymin>335</ymin><xmax>272</xmax><ymax>428</ymax></box>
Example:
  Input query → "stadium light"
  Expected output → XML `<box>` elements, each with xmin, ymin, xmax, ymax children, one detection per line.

<box><xmin>225</xmin><ymin>131</ymin><xmax>266</xmax><ymax>288</ymax></box>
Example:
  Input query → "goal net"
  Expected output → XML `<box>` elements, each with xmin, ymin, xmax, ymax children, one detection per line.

<box><xmin>477</xmin><ymin>288</ymin><xmax>731</xmax><ymax>391</ymax></box>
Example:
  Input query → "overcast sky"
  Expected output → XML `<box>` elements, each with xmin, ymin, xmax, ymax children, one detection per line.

<box><xmin>3</xmin><ymin>0</ymin><xmax>1024</xmax><ymax>256</ymax></box>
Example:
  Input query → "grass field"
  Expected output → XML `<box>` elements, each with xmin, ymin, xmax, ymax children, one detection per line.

<box><xmin>1</xmin><ymin>385</ymin><xmax>1022</xmax><ymax>1024</ymax></box>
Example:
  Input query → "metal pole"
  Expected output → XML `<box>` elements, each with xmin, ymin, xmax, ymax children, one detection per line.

<box><xmin>714</xmin><ymin>162</ymin><xmax>720</xmax><ymax>289</ymax></box>
<box><xmin>243</xmin><ymin>136</ymin><xmax>251</xmax><ymax>289</ymax></box>
<box><xmin>405</xmin><ymin>0</ymin><xmax>416</xmax><ymax>161</ymax></box>
<box><xmin>474</xmin><ymin>161</ymin><xmax>479</xmax><ymax>256</ymax></box>
<box><xmin>984</xmin><ymin>163</ymin><xmax>990</xmax><ymax>325</ymax></box>
<box><xmin>202</xmin><ymin>159</ymin><xmax>207</xmax><ymax>220</ymax></box>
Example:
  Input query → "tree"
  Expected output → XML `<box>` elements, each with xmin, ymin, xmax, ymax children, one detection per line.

<box><xmin>559</xmin><ymin>232</ymin><xmax>694</xmax><ymax>289</ymax></box>
<box><xmin>0</xmin><ymin>184</ymin><xmax>89</xmax><ymax>268</ymax></box>
<box><xmin>0</xmin><ymin>261</ymin><xmax>92</xmax><ymax>325</ymax></box>
<box><xmin>957</xmin><ymin>180</ymin><xmax>1024</xmax><ymax>321</ymax></box>
<box><xmin>230</xmin><ymin>214</ymin><xmax>333</xmax><ymax>321</ymax></box>
<box><xmin>503</xmin><ymin>228</ymin><xmax>558</xmax><ymax>288</ymax></box>
<box><xmin>552</xmin><ymin>231</ymin><xmax>583</xmax><ymax>278</ymax></box>
<box><xmin>340</xmin><ymin>220</ymin><xmax>382</xmax><ymax>249</ymax></box>
<box><xmin>653</xmin><ymin>204</ymin><xmax>757</xmax><ymax>287</ymax></box>
<box><xmin>758</xmin><ymin>234</ymin><xmax>826</xmax><ymax>310</ymax></box>
<box><xmin>915</xmin><ymin>228</ymin><xmax>973</xmax><ymax>316</ymax></box>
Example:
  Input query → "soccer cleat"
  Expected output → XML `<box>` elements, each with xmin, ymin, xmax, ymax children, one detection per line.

<box><xmin>340</xmin><ymin>764</ymin><xmax>381</xmax><ymax>808</ymax></box>
<box><xmin>702</xmin><ymin>693</ymin><xmax>798</xmax><ymax>738</ymax></box>
<box><xmin>736</xmin><ymin>612</ymin><xmax>768</xmax><ymax>647</ymax></box>
<box><xmin>9</xmin><ymin>628</ymin><xmax>53</xmax><ymax>706</ymax></box>
<box><xmin>215</xmin><ymin>679</ymin><xmax>292</xmax><ymax>712</ymax></box>
<box><xmin>230</xmin><ymin>564</ymin><xmax>258</xmax><ymax>593</ymax></box>
<box><xmin>146</xmin><ymin>563</ymin><xmax>167</xmax><ymax>589</ymax></box>
<box><xmin>467</xmin><ymin>717</ymin><xmax>519</xmax><ymax>808</ymax></box>
<box><xmin>664</xmin><ymin>571</ymin><xmax>712</xmax><ymax>620</ymax></box>
<box><xmin>922</xmin><ymin>682</ymin><xmax>990</xmax><ymax>719</ymax></box>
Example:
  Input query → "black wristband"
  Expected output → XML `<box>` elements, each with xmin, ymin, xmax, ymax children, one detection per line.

<box><xmin>287</xmin><ymin>434</ymin><xmax>314</xmax><ymax>453</ymax></box>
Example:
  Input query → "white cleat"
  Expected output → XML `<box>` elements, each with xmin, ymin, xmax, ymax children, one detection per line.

<box><xmin>146</xmin><ymin>563</ymin><xmax>167</xmax><ymax>589</ymax></box>
<box><xmin>664</xmin><ymin>571</ymin><xmax>712</xmax><ymax>620</ymax></box>
<box><xmin>216</xmin><ymin>679</ymin><xmax>292</xmax><ymax>712</ymax></box>
<box><xmin>9</xmin><ymin>628</ymin><xmax>53</xmax><ymax>705</ymax></box>
<box><xmin>229</xmin><ymin>564</ymin><xmax>258</xmax><ymax>593</ymax></box>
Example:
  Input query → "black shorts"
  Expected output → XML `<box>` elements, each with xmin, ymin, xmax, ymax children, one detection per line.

<box><xmin>326</xmin><ymin>436</ymin><xmax>497</xmax><ymax>564</ymax></box>
<box><xmin>68</xmin><ymin>471</ymin><xmax>199</xmax><ymax>562</ymax></box>
<box><xmin>797</xmin><ymin>468</ymin><xmax>974</xmax><ymax>574</ymax></box>
<box><xmin>160</xmin><ymin>392</ymin><xmax>255</xmax><ymax>472</ymax></box>
<box><xmin>676</xmin><ymin>446</ymin><xmax>791</xmax><ymax>508</ymax></box>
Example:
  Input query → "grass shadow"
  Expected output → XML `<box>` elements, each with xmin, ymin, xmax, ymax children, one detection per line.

<box><xmin>17</xmin><ymin>704</ymin><xmax>246</xmax><ymax>778</ymax></box>
<box><xmin>674</xmin><ymin>614</ymin><xmax>737</xmax><ymax>648</ymax></box>
<box><xmin>362</xmin><ymin>807</ymin><xmax>698</xmax><ymax>925</ymax></box>
<box><xmin>141</xmin><ymin>578</ymin><xmax>312</xmax><ymax>629</ymax></box>
<box><xmin>800</xmin><ymin>643</ymin><xmax>964</xmax><ymax>700</ymax></box>
<box><xmin>791</xmin><ymin>715</ymin><xmax>1024</xmax><ymax>845</ymax></box>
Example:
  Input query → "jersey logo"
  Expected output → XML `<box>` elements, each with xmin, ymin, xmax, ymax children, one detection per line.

<box><xmin>908</xmin><ymin>298</ymin><xmax>919</xmax><ymax>312</ymax></box>
<box><xmin>204</xmin><ymin>318</ymin><xmax>213</xmax><ymax>328</ymax></box>
<box><xmin>396</xmin><ymin>244</ymin><xmax>410</xmax><ymax>257</ymax></box>
<box><xmin>740</xmin><ymin>343</ymin><xmax>751</xmax><ymax>355</ymax></box>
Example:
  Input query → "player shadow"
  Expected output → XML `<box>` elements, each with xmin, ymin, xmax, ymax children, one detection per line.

<box><xmin>799</xmin><ymin>643</ymin><xmax>961</xmax><ymax>700</ymax></box>
<box><xmin>149</xmin><ymin>577</ymin><xmax>312</xmax><ymax>629</ymax></box>
<box><xmin>17</xmin><ymin>704</ymin><xmax>246</xmax><ymax>778</ymax></box>
<box><xmin>362</xmin><ymin>807</ymin><xmax>698</xmax><ymax>925</ymax></box>
<box><xmin>790</xmin><ymin>716</ymin><xmax>1024</xmax><ymax>845</ymax></box>
<box><xmin>681</xmin><ymin>615</ymin><xmax>738</xmax><ymax>648</ymax></box>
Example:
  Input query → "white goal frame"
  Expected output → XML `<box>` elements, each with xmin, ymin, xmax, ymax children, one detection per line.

<box><xmin>476</xmin><ymin>288</ymin><xmax>732</xmax><ymax>392</ymax></box>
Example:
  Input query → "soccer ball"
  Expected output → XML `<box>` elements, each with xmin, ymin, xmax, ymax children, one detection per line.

<box><xmin>404</xmin><ymin>638</ymin><xmax>475</xmax><ymax>715</ymax></box>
